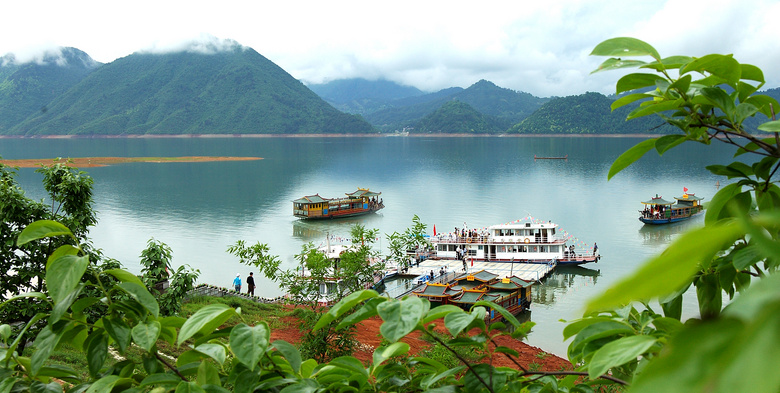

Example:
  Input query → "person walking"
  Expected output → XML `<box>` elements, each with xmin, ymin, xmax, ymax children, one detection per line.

<box><xmin>247</xmin><ymin>272</ymin><xmax>255</xmax><ymax>296</ymax></box>
<box><xmin>233</xmin><ymin>273</ymin><xmax>242</xmax><ymax>292</ymax></box>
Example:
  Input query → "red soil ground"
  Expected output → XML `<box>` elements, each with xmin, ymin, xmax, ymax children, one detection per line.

<box><xmin>269</xmin><ymin>309</ymin><xmax>571</xmax><ymax>372</ymax></box>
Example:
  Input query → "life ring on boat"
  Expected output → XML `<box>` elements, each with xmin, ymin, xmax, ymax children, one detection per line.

<box><xmin>524</xmin><ymin>238</ymin><xmax>530</xmax><ymax>244</ymax></box>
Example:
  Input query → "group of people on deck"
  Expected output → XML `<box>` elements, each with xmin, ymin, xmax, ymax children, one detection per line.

<box><xmin>642</xmin><ymin>205</ymin><xmax>667</xmax><ymax>219</ymax></box>
<box><xmin>368</xmin><ymin>197</ymin><xmax>383</xmax><ymax>210</ymax></box>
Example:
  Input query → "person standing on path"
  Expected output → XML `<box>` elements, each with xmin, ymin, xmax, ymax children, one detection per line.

<box><xmin>233</xmin><ymin>273</ymin><xmax>242</xmax><ymax>292</ymax></box>
<box><xmin>247</xmin><ymin>272</ymin><xmax>255</xmax><ymax>296</ymax></box>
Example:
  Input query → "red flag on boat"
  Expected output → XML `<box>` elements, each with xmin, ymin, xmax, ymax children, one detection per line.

<box><xmin>433</xmin><ymin>224</ymin><xmax>436</xmax><ymax>236</ymax></box>
<box><xmin>684</xmin><ymin>187</ymin><xmax>688</xmax><ymax>192</ymax></box>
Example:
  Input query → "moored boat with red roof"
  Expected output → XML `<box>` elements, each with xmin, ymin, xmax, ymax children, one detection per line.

<box><xmin>293</xmin><ymin>188</ymin><xmax>384</xmax><ymax>219</ymax></box>
<box><xmin>639</xmin><ymin>189</ymin><xmax>704</xmax><ymax>225</ymax></box>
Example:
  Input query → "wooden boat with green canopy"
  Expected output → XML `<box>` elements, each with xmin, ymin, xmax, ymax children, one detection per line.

<box><xmin>293</xmin><ymin>188</ymin><xmax>384</xmax><ymax>219</ymax></box>
<box><xmin>639</xmin><ymin>189</ymin><xmax>704</xmax><ymax>225</ymax></box>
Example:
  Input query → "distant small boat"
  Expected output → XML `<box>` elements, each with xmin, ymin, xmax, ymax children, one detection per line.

<box><xmin>639</xmin><ymin>192</ymin><xmax>704</xmax><ymax>225</ymax></box>
<box><xmin>293</xmin><ymin>188</ymin><xmax>384</xmax><ymax>219</ymax></box>
<box><xmin>534</xmin><ymin>155</ymin><xmax>568</xmax><ymax>160</ymax></box>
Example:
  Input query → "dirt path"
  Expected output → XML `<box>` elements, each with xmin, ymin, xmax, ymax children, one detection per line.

<box><xmin>0</xmin><ymin>156</ymin><xmax>262</xmax><ymax>168</ymax></box>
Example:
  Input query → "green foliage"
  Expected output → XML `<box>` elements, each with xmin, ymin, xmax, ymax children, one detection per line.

<box><xmin>7</xmin><ymin>49</ymin><xmax>375</xmax><ymax>135</ymax></box>
<box><xmin>0</xmin><ymin>161</ymin><xmax>96</xmax><ymax>354</ymax></box>
<box><xmin>0</xmin><ymin>48</ymin><xmax>99</xmax><ymax>133</ymax></box>
<box><xmin>508</xmin><ymin>92</ymin><xmax>675</xmax><ymax>134</ymax></box>
<box><xmin>563</xmin><ymin>37</ymin><xmax>780</xmax><ymax>392</ymax></box>
<box><xmin>386</xmin><ymin>215</ymin><xmax>432</xmax><ymax>269</ymax></box>
<box><xmin>365</xmin><ymin>79</ymin><xmax>548</xmax><ymax>132</ymax></box>
<box><xmin>416</xmin><ymin>100</ymin><xmax>504</xmax><ymax>133</ymax></box>
<box><xmin>139</xmin><ymin>238</ymin><xmax>173</xmax><ymax>287</ymax></box>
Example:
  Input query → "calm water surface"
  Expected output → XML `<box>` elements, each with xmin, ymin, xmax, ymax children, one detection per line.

<box><xmin>1</xmin><ymin>136</ymin><xmax>738</xmax><ymax>356</ymax></box>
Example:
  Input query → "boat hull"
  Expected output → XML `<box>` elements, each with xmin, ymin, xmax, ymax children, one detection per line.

<box><xmin>639</xmin><ymin>210</ymin><xmax>702</xmax><ymax>225</ymax></box>
<box><xmin>297</xmin><ymin>206</ymin><xmax>383</xmax><ymax>220</ymax></box>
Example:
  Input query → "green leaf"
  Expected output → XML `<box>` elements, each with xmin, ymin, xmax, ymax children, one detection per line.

<box><xmin>377</xmin><ymin>296</ymin><xmax>427</xmax><ymax>342</ymax></box>
<box><xmin>86</xmin><ymin>331</ymin><xmax>108</xmax><ymax>377</ymax></box>
<box><xmin>116</xmin><ymin>282</ymin><xmax>160</xmax><ymax>318</ymax></box>
<box><xmin>178</xmin><ymin>304</ymin><xmax>236</xmax><ymax>345</ymax></box>
<box><xmin>47</xmin><ymin>245</ymin><xmax>79</xmax><ymax>265</ymax></box>
<box><xmin>567</xmin><ymin>320</ymin><xmax>634</xmax><ymax>362</ymax></box>
<box><xmin>132</xmin><ymin>321</ymin><xmax>161</xmax><ymax>352</ymax></box>
<box><xmin>700</xmin><ymin>87</ymin><xmax>737</xmax><ymax>121</ymax></box>
<box><xmin>444</xmin><ymin>306</ymin><xmax>486</xmax><ymax>337</ymax></box>
<box><xmin>193</xmin><ymin>343</ymin><xmax>227</xmax><ymax>366</ymax></box>
<box><xmin>229</xmin><ymin>323</ymin><xmax>269</xmax><ymax>371</ymax></box>
<box><xmin>591</xmin><ymin>58</ymin><xmax>647</xmax><ymax>74</ymax></box>
<box><xmin>611</xmin><ymin>93</ymin><xmax>651</xmax><ymax>110</ymax></box>
<box><xmin>588</xmin><ymin>335</ymin><xmax>657</xmax><ymax>379</ymax></box>
<box><xmin>758</xmin><ymin>120</ymin><xmax>780</xmax><ymax>132</ymax></box>
<box><xmin>704</xmin><ymin>183</ymin><xmax>742</xmax><ymax>225</ymax></box>
<box><xmin>372</xmin><ymin>342</ymin><xmax>410</xmax><ymax>368</ymax></box>
<box><xmin>682</xmin><ymin>54</ymin><xmax>742</xmax><ymax>86</ymax></box>
<box><xmin>590</xmin><ymin>37</ymin><xmax>661</xmax><ymax>61</ymax></box>
<box><xmin>627</xmin><ymin>98</ymin><xmax>682</xmax><ymax>120</ymax></box>
<box><xmin>740</xmin><ymin>63</ymin><xmax>765</xmax><ymax>82</ymax></box>
<box><xmin>102</xmin><ymin>317</ymin><xmax>131</xmax><ymax>354</ymax></box>
<box><xmin>422</xmin><ymin>305</ymin><xmax>462</xmax><ymax>324</ymax></box>
<box><xmin>335</xmin><ymin>297</ymin><xmax>386</xmax><ymax>330</ymax></box>
<box><xmin>31</xmin><ymin>324</ymin><xmax>66</xmax><ymax>376</ymax></box>
<box><xmin>140</xmin><ymin>373</ymin><xmax>182</xmax><ymax>387</ymax></box>
<box><xmin>103</xmin><ymin>268</ymin><xmax>145</xmax><ymax>286</ymax></box>
<box><xmin>85</xmin><ymin>375</ymin><xmax>133</xmax><ymax>393</ymax></box>
<box><xmin>654</xmin><ymin>134</ymin><xmax>687</xmax><ymax>155</ymax></box>
<box><xmin>271</xmin><ymin>340</ymin><xmax>301</xmax><ymax>374</ymax></box>
<box><xmin>46</xmin><ymin>254</ymin><xmax>88</xmax><ymax>305</ymax></box>
<box><xmin>585</xmin><ymin>222</ymin><xmax>743</xmax><ymax>314</ymax></box>
<box><xmin>313</xmin><ymin>289</ymin><xmax>378</xmax><ymax>331</ymax></box>
<box><xmin>175</xmin><ymin>381</ymin><xmax>208</xmax><ymax>393</ymax></box>
<box><xmin>607</xmin><ymin>138</ymin><xmax>657</xmax><ymax>180</ymax></box>
<box><xmin>16</xmin><ymin>220</ymin><xmax>74</xmax><ymax>246</ymax></box>
<box><xmin>616</xmin><ymin>73</ymin><xmax>663</xmax><ymax>93</ymax></box>
<box><xmin>328</xmin><ymin>356</ymin><xmax>368</xmax><ymax>378</ymax></box>
<box><xmin>420</xmin><ymin>366</ymin><xmax>467</xmax><ymax>390</ymax></box>
<box><xmin>744</xmin><ymin>95</ymin><xmax>780</xmax><ymax>119</ymax></box>
<box><xmin>474</xmin><ymin>300</ymin><xmax>520</xmax><ymax>328</ymax></box>
<box><xmin>197</xmin><ymin>361</ymin><xmax>222</xmax><ymax>387</ymax></box>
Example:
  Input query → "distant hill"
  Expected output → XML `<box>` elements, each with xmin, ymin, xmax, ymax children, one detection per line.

<box><xmin>7</xmin><ymin>45</ymin><xmax>374</xmax><ymax>136</ymax></box>
<box><xmin>307</xmin><ymin>78</ymin><xmax>424</xmax><ymax>114</ymax></box>
<box><xmin>0</xmin><ymin>48</ymin><xmax>100</xmax><ymax>133</ymax></box>
<box><xmin>415</xmin><ymin>100</ymin><xmax>503</xmax><ymax>134</ymax></box>
<box><xmin>364</xmin><ymin>80</ymin><xmax>548</xmax><ymax>132</ymax></box>
<box><xmin>508</xmin><ymin>92</ymin><xmax>674</xmax><ymax>134</ymax></box>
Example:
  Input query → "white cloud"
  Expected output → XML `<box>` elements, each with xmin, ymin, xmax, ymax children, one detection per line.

<box><xmin>1</xmin><ymin>0</ymin><xmax>778</xmax><ymax>97</ymax></box>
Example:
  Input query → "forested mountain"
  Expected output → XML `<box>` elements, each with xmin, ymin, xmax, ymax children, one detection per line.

<box><xmin>508</xmin><ymin>92</ymin><xmax>674</xmax><ymax>134</ymax></box>
<box><xmin>0</xmin><ymin>48</ymin><xmax>100</xmax><ymax>133</ymax></box>
<box><xmin>6</xmin><ymin>45</ymin><xmax>374</xmax><ymax>136</ymax></box>
<box><xmin>415</xmin><ymin>100</ymin><xmax>503</xmax><ymax>134</ymax></box>
<box><xmin>307</xmin><ymin>78</ymin><xmax>424</xmax><ymax>114</ymax></box>
<box><xmin>363</xmin><ymin>80</ymin><xmax>548</xmax><ymax>132</ymax></box>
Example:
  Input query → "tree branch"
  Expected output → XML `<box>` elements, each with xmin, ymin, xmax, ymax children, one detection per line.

<box><xmin>525</xmin><ymin>370</ymin><xmax>629</xmax><ymax>385</ymax></box>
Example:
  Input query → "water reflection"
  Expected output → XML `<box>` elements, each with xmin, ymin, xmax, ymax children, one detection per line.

<box><xmin>638</xmin><ymin>217</ymin><xmax>703</xmax><ymax>246</ymax></box>
<box><xmin>533</xmin><ymin>266</ymin><xmax>601</xmax><ymax>306</ymax></box>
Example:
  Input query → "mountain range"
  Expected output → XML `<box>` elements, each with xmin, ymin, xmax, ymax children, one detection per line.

<box><xmin>1</xmin><ymin>44</ymin><xmax>778</xmax><ymax>136</ymax></box>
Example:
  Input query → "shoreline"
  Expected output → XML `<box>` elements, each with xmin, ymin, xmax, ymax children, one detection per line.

<box><xmin>0</xmin><ymin>133</ymin><xmax>664</xmax><ymax>139</ymax></box>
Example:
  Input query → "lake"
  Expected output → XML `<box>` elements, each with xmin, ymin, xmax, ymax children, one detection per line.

<box><xmin>1</xmin><ymin>135</ymin><xmax>738</xmax><ymax>356</ymax></box>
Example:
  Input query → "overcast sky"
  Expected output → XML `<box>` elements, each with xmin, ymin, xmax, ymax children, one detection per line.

<box><xmin>2</xmin><ymin>0</ymin><xmax>778</xmax><ymax>98</ymax></box>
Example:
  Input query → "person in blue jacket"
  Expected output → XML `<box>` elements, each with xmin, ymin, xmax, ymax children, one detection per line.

<box><xmin>233</xmin><ymin>273</ymin><xmax>242</xmax><ymax>292</ymax></box>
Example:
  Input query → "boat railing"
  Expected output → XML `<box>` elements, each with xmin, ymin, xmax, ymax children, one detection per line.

<box><xmin>432</xmin><ymin>235</ymin><xmax>566</xmax><ymax>245</ymax></box>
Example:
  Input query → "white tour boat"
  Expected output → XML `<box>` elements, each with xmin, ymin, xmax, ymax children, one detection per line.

<box><xmin>431</xmin><ymin>218</ymin><xmax>599</xmax><ymax>266</ymax></box>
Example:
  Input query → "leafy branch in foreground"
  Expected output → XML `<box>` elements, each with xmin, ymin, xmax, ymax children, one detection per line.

<box><xmin>562</xmin><ymin>37</ymin><xmax>780</xmax><ymax>393</ymax></box>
